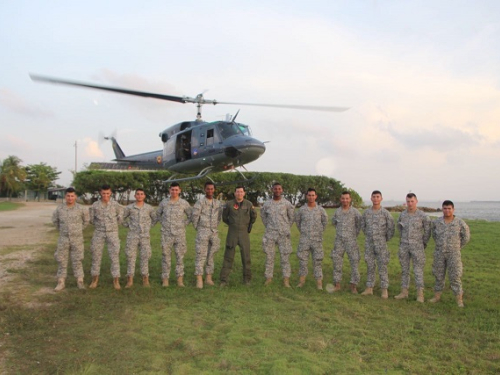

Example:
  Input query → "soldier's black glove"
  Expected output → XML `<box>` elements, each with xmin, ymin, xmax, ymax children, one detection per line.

<box><xmin>248</xmin><ymin>223</ymin><xmax>253</xmax><ymax>233</ymax></box>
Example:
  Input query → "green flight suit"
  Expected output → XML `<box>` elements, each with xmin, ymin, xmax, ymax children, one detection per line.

<box><xmin>219</xmin><ymin>198</ymin><xmax>257</xmax><ymax>284</ymax></box>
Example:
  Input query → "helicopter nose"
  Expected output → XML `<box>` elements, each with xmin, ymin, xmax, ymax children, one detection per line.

<box><xmin>225</xmin><ymin>137</ymin><xmax>266</xmax><ymax>163</ymax></box>
<box><xmin>240</xmin><ymin>138</ymin><xmax>266</xmax><ymax>159</ymax></box>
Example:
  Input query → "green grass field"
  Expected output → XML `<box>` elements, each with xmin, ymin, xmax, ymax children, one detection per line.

<box><xmin>0</xmin><ymin>201</ymin><xmax>23</xmax><ymax>212</ymax></box>
<box><xmin>1</xmin><ymin>210</ymin><xmax>499</xmax><ymax>374</ymax></box>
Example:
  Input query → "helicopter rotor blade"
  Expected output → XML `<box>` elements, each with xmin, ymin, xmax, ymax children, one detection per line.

<box><xmin>30</xmin><ymin>74</ymin><xmax>349</xmax><ymax>112</ymax></box>
<box><xmin>30</xmin><ymin>74</ymin><xmax>187</xmax><ymax>104</ymax></box>
<box><xmin>215</xmin><ymin>101</ymin><xmax>349</xmax><ymax>112</ymax></box>
<box><xmin>231</xmin><ymin>110</ymin><xmax>240</xmax><ymax>123</ymax></box>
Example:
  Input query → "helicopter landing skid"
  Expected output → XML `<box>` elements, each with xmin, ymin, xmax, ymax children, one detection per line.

<box><xmin>164</xmin><ymin>166</ymin><xmax>215</xmax><ymax>183</ymax></box>
<box><xmin>212</xmin><ymin>169</ymin><xmax>260</xmax><ymax>186</ymax></box>
<box><xmin>163</xmin><ymin>167</ymin><xmax>258</xmax><ymax>185</ymax></box>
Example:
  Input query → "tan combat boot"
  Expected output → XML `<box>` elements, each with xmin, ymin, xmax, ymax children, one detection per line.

<box><xmin>264</xmin><ymin>278</ymin><xmax>273</xmax><ymax>286</ymax></box>
<box><xmin>394</xmin><ymin>288</ymin><xmax>409</xmax><ymax>300</ymax></box>
<box><xmin>416</xmin><ymin>288</ymin><xmax>424</xmax><ymax>303</ymax></box>
<box><xmin>196</xmin><ymin>275</ymin><xmax>203</xmax><ymax>289</ymax></box>
<box><xmin>143</xmin><ymin>276</ymin><xmax>150</xmax><ymax>287</ymax></box>
<box><xmin>89</xmin><ymin>276</ymin><xmax>99</xmax><ymax>289</ymax></box>
<box><xmin>205</xmin><ymin>274</ymin><xmax>214</xmax><ymax>286</ymax></box>
<box><xmin>54</xmin><ymin>278</ymin><xmax>65</xmax><ymax>292</ymax></box>
<box><xmin>429</xmin><ymin>292</ymin><xmax>441</xmax><ymax>303</ymax></box>
<box><xmin>333</xmin><ymin>283</ymin><xmax>341</xmax><ymax>292</ymax></box>
<box><xmin>162</xmin><ymin>278</ymin><xmax>169</xmax><ymax>287</ymax></box>
<box><xmin>361</xmin><ymin>287</ymin><xmax>373</xmax><ymax>296</ymax></box>
<box><xmin>77</xmin><ymin>278</ymin><xmax>85</xmax><ymax>290</ymax></box>
<box><xmin>297</xmin><ymin>276</ymin><xmax>306</xmax><ymax>288</ymax></box>
<box><xmin>125</xmin><ymin>276</ymin><xmax>133</xmax><ymax>289</ymax></box>
<box><xmin>456</xmin><ymin>293</ymin><xmax>464</xmax><ymax>308</ymax></box>
<box><xmin>283</xmin><ymin>277</ymin><xmax>291</xmax><ymax>288</ymax></box>
<box><xmin>350</xmin><ymin>283</ymin><xmax>358</xmax><ymax>294</ymax></box>
<box><xmin>316</xmin><ymin>278</ymin><xmax>323</xmax><ymax>290</ymax></box>
<box><xmin>113</xmin><ymin>277</ymin><xmax>121</xmax><ymax>290</ymax></box>
<box><xmin>381</xmin><ymin>289</ymin><xmax>388</xmax><ymax>299</ymax></box>
<box><xmin>177</xmin><ymin>276</ymin><xmax>185</xmax><ymax>287</ymax></box>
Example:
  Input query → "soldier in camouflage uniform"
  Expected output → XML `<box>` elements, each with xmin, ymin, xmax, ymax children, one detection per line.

<box><xmin>89</xmin><ymin>185</ymin><xmax>124</xmax><ymax>290</ymax></box>
<box><xmin>295</xmin><ymin>188</ymin><xmax>328</xmax><ymax>290</ymax></box>
<box><xmin>219</xmin><ymin>186</ymin><xmax>257</xmax><ymax>286</ymax></box>
<box><xmin>261</xmin><ymin>182</ymin><xmax>295</xmax><ymax>287</ymax></box>
<box><xmin>52</xmin><ymin>187</ymin><xmax>90</xmax><ymax>291</ymax></box>
<box><xmin>157</xmin><ymin>182</ymin><xmax>192</xmax><ymax>287</ymax></box>
<box><xmin>192</xmin><ymin>181</ymin><xmax>222</xmax><ymax>288</ymax></box>
<box><xmin>122</xmin><ymin>188</ymin><xmax>157</xmax><ymax>288</ymax></box>
<box><xmin>360</xmin><ymin>190</ymin><xmax>395</xmax><ymax>299</ymax></box>
<box><xmin>394</xmin><ymin>193</ymin><xmax>431</xmax><ymax>302</ymax></box>
<box><xmin>331</xmin><ymin>191</ymin><xmax>362</xmax><ymax>294</ymax></box>
<box><xmin>430</xmin><ymin>200</ymin><xmax>470</xmax><ymax>307</ymax></box>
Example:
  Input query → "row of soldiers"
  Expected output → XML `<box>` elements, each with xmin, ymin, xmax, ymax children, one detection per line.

<box><xmin>52</xmin><ymin>182</ymin><xmax>470</xmax><ymax>307</ymax></box>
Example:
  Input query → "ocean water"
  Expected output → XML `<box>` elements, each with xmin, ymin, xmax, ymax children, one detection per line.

<box><xmin>369</xmin><ymin>200</ymin><xmax>500</xmax><ymax>222</ymax></box>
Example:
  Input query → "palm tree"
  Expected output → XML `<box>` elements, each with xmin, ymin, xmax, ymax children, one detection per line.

<box><xmin>0</xmin><ymin>155</ymin><xmax>26</xmax><ymax>199</ymax></box>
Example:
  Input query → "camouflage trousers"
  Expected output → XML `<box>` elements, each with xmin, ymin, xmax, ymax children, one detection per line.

<box><xmin>398</xmin><ymin>242</ymin><xmax>426</xmax><ymax>289</ymax></box>
<box><xmin>90</xmin><ymin>231</ymin><xmax>121</xmax><ymax>278</ymax></box>
<box><xmin>262</xmin><ymin>230</ymin><xmax>292</xmax><ymax>278</ymax></box>
<box><xmin>54</xmin><ymin>235</ymin><xmax>84</xmax><ymax>279</ymax></box>
<box><xmin>331</xmin><ymin>238</ymin><xmax>360</xmax><ymax>285</ymax></box>
<box><xmin>364</xmin><ymin>240</ymin><xmax>390</xmax><ymax>289</ymax></box>
<box><xmin>194</xmin><ymin>230</ymin><xmax>220</xmax><ymax>276</ymax></box>
<box><xmin>432</xmin><ymin>250</ymin><xmax>463</xmax><ymax>295</ymax></box>
<box><xmin>125</xmin><ymin>233</ymin><xmax>152</xmax><ymax>277</ymax></box>
<box><xmin>161</xmin><ymin>232</ymin><xmax>187</xmax><ymax>279</ymax></box>
<box><xmin>297</xmin><ymin>237</ymin><xmax>324</xmax><ymax>280</ymax></box>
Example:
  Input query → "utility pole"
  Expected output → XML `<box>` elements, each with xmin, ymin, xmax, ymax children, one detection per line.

<box><xmin>74</xmin><ymin>140</ymin><xmax>77</xmax><ymax>174</ymax></box>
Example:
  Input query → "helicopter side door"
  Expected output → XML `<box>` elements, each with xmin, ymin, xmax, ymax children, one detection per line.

<box><xmin>175</xmin><ymin>130</ymin><xmax>193</xmax><ymax>162</ymax></box>
<box><xmin>193</xmin><ymin>125</ymin><xmax>220</xmax><ymax>159</ymax></box>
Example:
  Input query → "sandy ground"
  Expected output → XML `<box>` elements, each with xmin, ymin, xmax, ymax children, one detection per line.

<box><xmin>0</xmin><ymin>201</ymin><xmax>56</xmax><ymax>247</ymax></box>
<box><xmin>0</xmin><ymin>201</ymin><xmax>57</xmax><ymax>289</ymax></box>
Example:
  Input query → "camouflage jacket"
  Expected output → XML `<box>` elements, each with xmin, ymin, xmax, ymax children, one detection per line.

<box><xmin>432</xmin><ymin>216</ymin><xmax>470</xmax><ymax>253</ymax></box>
<box><xmin>156</xmin><ymin>198</ymin><xmax>192</xmax><ymax>235</ymax></box>
<box><xmin>90</xmin><ymin>200</ymin><xmax>124</xmax><ymax>232</ymax></box>
<box><xmin>52</xmin><ymin>203</ymin><xmax>89</xmax><ymax>237</ymax></box>
<box><xmin>192</xmin><ymin>197</ymin><xmax>223</xmax><ymax>232</ymax></box>
<box><xmin>332</xmin><ymin>207</ymin><xmax>362</xmax><ymax>240</ymax></box>
<box><xmin>123</xmin><ymin>202</ymin><xmax>157</xmax><ymax>236</ymax></box>
<box><xmin>295</xmin><ymin>204</ymin><xmax>328</xmax><ymax>240</ymax></box>
<box><xmin>361</xmin><ymin>207</ymin><xmax>395</xmax><ymax>242</ymax></box>
<box><xmin>398</xmin><ymin>209</ymin><xmax>431</xmax><ymax>246</ymax></box>
<box><xmin>260</xmin><ymin>198</ymin><xmax>294</xmax><ymax>235</ymax></box>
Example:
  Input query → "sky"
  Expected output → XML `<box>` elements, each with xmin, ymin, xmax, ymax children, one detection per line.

<box><xmin>1</xmin><ymin>1</ymin><xmax>499</xmax><ymax>202</ymax></box>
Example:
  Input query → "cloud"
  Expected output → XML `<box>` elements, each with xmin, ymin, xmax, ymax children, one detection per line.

<box><xmin>383</xmin><ymin>123</ymin><xmax>483</xmax><ymax>152</ymax></box>
<box><xmin>82</xmin><ymin>137</ymin><xmax>104</xmax><ymax>158</ymax></box>
<box><xmin>315</xmin><ymin>157</ymin><xmax>336</xmax><ymax>176</ymax></box>
<box><xmin>0</xmin><ymin>88</ymin><xmax>54</xmax><ymax>118</ymax></box>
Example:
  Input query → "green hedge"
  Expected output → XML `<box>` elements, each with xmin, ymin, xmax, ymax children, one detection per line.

<box><xmin>73</xmin><ymin>170</ymin><xmax>362</xmax><ymax>207</ymax></box>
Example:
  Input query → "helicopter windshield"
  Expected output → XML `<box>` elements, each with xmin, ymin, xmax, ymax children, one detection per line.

<box><xmin>236</xmin><ymin>123</ymin><xmax>251</xmax><ymax>136</ymax></box>
<box><xmin>217</xmin><ymin>122</ymin><xmax>244</xmax><ymax>140</ymax></box>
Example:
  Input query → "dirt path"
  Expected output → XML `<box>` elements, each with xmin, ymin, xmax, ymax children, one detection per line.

<box><xmin>0</xmin><ymin>201</ymin><xmax>57</xmax><ymax>288</ymax></box>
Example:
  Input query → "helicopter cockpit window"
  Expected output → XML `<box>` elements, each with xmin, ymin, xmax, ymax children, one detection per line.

<box><xmin>207</xmin><ymin>129</ymin><xmax>214</xmax><ymax>146</ymax></box>
<box><xmin>217</xmin><ymin>123</ymin><xmax>243</xmax><ymax>140</ymax></box>
<box><xmin>237</xmin><ymin>124</ymin><xmax>251</xmax><ymax>136</ymax></box>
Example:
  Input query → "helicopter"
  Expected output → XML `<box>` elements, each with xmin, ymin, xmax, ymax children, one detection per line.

<box><xmin>30</xmin><ymin>74</ymin><xmax>349</xmax><ymax>183</ymax></box>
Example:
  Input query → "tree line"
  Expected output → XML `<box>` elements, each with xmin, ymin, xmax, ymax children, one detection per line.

<box><xmin>0</xmin><ymin>155</ymin><xmax>61</xmax><ymax>199</ymax></box>
<box><xmin>73</xmin><ymin>170</ymin><xmax>363</xmax><ymax>207</ymax></box>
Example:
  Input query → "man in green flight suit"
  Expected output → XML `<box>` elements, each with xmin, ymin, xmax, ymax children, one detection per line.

<box><xmin>219</xmin><ymin>186</ymin><xmax>257</xmax><ymax>286</ymax></box>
